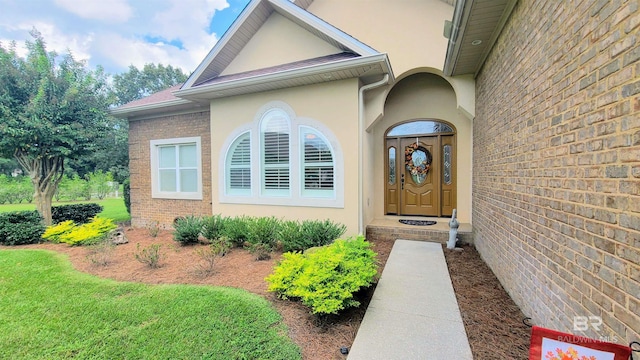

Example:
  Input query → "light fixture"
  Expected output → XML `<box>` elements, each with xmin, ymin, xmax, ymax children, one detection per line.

<box><xmin>471</xmin><ymin>39</ymin><xmax>482</xmax><ymax>46</ymax></box>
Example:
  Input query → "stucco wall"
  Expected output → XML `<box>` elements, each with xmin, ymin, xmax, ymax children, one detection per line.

<box><xmin>220</xmin><ymin>12</ymin><xmax>340</xmax><ymax>76</ymax></box>
<box><xmin>474</xmin><ymin>0</ymin><xmax>639</xmax><ymax>344</ymax></box>
<box><xmin>369</xmin><ymin>73</ymin><xmax>473</xmax><ymax>224</ymax></box>
<box><xmin>128</xmin><ymin>111</ymin><xmax>212</xmax><ymax>228</ymax></box>
<box><xmin>210</xmin><ymin>79</ymin><xmax>361</xmax><ymax>235</ymax></box>
<box><xmin>307</xmin><ymin>0</ymin><xmax>453</xmax><ymax>76</ymax></box>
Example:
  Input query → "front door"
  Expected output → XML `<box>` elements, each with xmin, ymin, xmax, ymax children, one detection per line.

<box><xmin>400</xmin><ymin>137</ymin><xmax>438</xmax><ymax>216</ymax></box>
<box><xmin>384</xmin><ymin>120</ymin><xmax>456</xmax><ymax>217</ymax></box>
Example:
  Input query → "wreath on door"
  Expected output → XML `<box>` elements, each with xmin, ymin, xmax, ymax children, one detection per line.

<box><xmin>405</xmin><ymin>142</ymin><xmax>432</xmax><ymax>178</ymax></box>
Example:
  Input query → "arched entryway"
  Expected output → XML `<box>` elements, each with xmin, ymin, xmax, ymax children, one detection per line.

<box><xmin>385</xmin><ymin>120</ymin><xmax>456</xmax><ymax>217</ymax></box>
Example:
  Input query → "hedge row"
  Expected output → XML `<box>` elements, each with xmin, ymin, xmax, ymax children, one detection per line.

<box><xmin>0</xmin><ymin>203</ymin><xmax>103</xmax><ymax>246</ymax></box>
<box><xmin>173</xmin><ymin>215</ymin><xmax>346</xmax><ymax>253</ymax></box>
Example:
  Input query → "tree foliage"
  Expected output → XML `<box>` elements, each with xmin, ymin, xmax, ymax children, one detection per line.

<box><xmin>0</xmin><ymin>30</ymin><xmax>111</xmax><ymax>224</ymax></box>
<box><xmin>111</xmin><ymin>63</ymin><xmax>188</xmax><ymax>106</ymax></box>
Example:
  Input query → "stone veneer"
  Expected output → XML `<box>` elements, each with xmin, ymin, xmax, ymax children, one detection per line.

<box><xmin>473</xmin><ymin>0</ymin><xmax>639</xmax><ymax>344</ymax></box>
<box><xmin>128</xmin><ymin>111</ymin><xmax>212</xmax><ymax>228</ymax></box>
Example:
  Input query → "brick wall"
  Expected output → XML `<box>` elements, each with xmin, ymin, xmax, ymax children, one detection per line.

<box><xmin>474</xmin><ymin>0</ymin><xmax>639</xmax><ymax>344</ymax></box>
<box><xmin>128</xmin><ymin>111</ymin><xmax>212</xmax><ymax>228</ymax></box>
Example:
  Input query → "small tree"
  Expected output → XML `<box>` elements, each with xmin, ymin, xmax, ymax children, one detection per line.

<box><xmin>87</xmin><ymin>170</ymin><xmax>113</xmax><ymax>200</ymax></box>
<box><xmin>0</xmin><ymin>31</ymin><xmax>110</xmax><ymax>225</ymax></box>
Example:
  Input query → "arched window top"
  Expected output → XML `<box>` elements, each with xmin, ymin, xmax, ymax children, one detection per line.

<box><xmin>219</xmin><ymin>101</ymin><xmax>344</xmax><ymax>208</ymax></box>
<box><xmin>260</xmin><ymin>108</ymin><xmax>290</xmax><ymax>133</ymax></box>
<box><xmin>387</xmin><ymin>120</ymin><xmax>454</xmax><ymax>136</ymax></box>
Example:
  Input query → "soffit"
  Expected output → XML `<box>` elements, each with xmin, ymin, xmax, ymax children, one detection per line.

<box><xmin>444</xmin><ymin>0</ymin><xmax>517</xmax><ymax>76</ymax></box>
<box><xmin>177</xmin><ymin>54</ymin><xmax>390</xmax><ymax>102</ymax></box>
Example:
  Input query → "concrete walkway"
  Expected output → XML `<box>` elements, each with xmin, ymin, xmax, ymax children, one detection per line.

<box><xmin>348</xmin><ymin>240</ymin><xmax>473</xmax><ymax>360</ymax></box>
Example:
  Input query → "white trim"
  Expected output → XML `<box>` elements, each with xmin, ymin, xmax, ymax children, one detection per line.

<box><xmin>182</xmin><ymin>0</ymin><xmax>262</xmax><ymax>88</ymax></box>
<box><xmin>110</xmin><ymin>98</ymin><xmax>192</xmax><ymax>116</ymax></box>
<box><xmin>268</xmin><ymin>0</ymin><xmax>378</xmax><ymax>55</ymax></box>
<box><xmin>150</xmin><ymin>137</ymin><xmax>203</xmax><ymax>200</ymax></box>
<box><xmin>175</xmin><ymin>54</ymin><xmax>390</xmax><ymax>99</ymax></box>
<box><xmin>219</xmin><ymin>101</ymin><xmax>344</xmax><ymax>208</ymax></box>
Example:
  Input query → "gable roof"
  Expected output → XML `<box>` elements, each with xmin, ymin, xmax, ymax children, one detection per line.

<box><xmin>113</xmin><ymin>0</ymin><xmax>393</xmax><ymax>118</ymax></box>
<box><xmin>182</xmin><ymin>0</ymin><xmax>381</xmax><ymax>89</ymax></box>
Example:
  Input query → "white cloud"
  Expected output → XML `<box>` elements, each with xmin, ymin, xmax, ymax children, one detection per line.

<box><xmin>0</xmin><ymin>0</ymin><xmax>245</xmax><ymax>74</ymax></box>
<box><xmin>53</xmin><ymin>0</ymin><xmax>133</xmax><ymax>22</ymax></box>
<box><xmin>2</xmin><ymin>21</ymin><xmax>94</xmax><ymax>62</ymax></box>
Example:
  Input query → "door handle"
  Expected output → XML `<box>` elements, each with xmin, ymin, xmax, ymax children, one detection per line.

<box><xmin>401</xmin><ymin>173</ymin><xmax>405</xmax><ymax>190</ymax></box>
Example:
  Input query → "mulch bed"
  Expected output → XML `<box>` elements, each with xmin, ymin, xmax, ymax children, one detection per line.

<box><xmin>5</xmin><ymin>228</ymin><xmax>531</xmax><ymax>359</ymax></box>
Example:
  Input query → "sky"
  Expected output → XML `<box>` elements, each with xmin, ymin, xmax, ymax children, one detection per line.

<box><xmin>0</xmin><ymin>0</ymin><xmax>252</xmax><ymax>76</ymax></box>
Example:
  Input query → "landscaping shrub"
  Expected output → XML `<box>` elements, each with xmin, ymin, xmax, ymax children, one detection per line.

<box><xmin>173</xmin><ymin>215</ymin><xmax>204</xmax><ymax>245</ymax></box>
<box><xmin>222</xmin><ymin>215</ymin><xmax>251</xmax><ymax>246</ymax></box>
<box><xmin>202</xmin><ymin>214</ymin><xmax>226</xmax><ymax>242</ymax></box>
<box><xmin>280</xmin><ymin>219</ymin><xmax>346</xmax><ymax>252</ymax></box>
<box><xmin>42</xmin><ymin>220</ymin><xmax>76</xmax><ymax>243</ymax></box>
<box><xmin>51</xmin><ymin>203</ymin><xmax>103</xmax><ymax>224</ymax></box>
<box><xmin>0</xmin><ymin>211</ymin><xmax>45</xmax><ymax>245</ymax></box>
<box><xmin>277</xmin><ymin>220</ymin><xmax>301</xmax><ymax>250</ymax></box>
<box><xmin>147</xmin><ymin>221</ymin><xmax>161</xmax><ymax>237</ymax></box>
<box><xmin>123</xmin><ymin>178</ymin><xmax>131</xmax><ymax>214</ymax></box>
<box><xmin>266</xmin><ymin>235</ymin><xmax>377</xmax><ymax>315</ymax></box>
<box><xmin>42</xmin><ymin>217</ymin><xmax>117</xmax><ymax>246</ymax></box>
<box><xmin>247</xmin><ymin>216</ymin><xmax>280</xmax><ymax>248</ymax></box>
<box><xmin>0</xmin><ymin>175</ymin><xmax>32</xmax><ymax>204</ymax></box>
<box><xmin>86</xmin><ymin>238</ymin><xmax>116</xmax><ymax>266</ymax></box>
<box><xmin>248</xmin><ymin>242</ymin><xmax>272</xmax><ymax>261</ymax></box>
<box><xmin>192</xmin><ymin>240</ymin><xmax>230</xmax><ymax>277</ymax></box>
<box><xmin>134</xmin><ymin>243</ymin><xmax>164</xmax><ymax>268</ymax></box>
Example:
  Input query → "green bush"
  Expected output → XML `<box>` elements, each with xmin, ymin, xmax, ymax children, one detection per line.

<box><xmin>202</xmin><ymin>214</ymin><xmax>226</xmax><ymax>242</ymax></box>
<box><xmin>0</xmin><ymin>211</ymin><xmax>45</xmax><ymax>245</ymax></box>
<box><xmin>279</xmin><ymin>219</ymin><xmax>346</xmax><ymax>252</ymax></box>
<box><xmin>123</xmin><ymin>178</ymin><xmax>131</xmax><ymax>214</ymax></box>
<box><xmin>222</xmin><ymin>215</ymin><xmax>251</xmax><ymax>246</ymax></box>
<box><xmin>42</xmin><ymin>217</ymin><xmax>117</xmax><ymax>246</ymax></box>
<box><xmin>57</xmin><ymin>175</ymin><xmax>88</xmax><ymax>201</ymax></box>
<box><xmin>266</xmin><ymin>235</ymin><xmax>377</xmax><ymax>315</ymax></box>
<box><xmin>134</xmin><ymin>243</ymin><xmax>164</xmax><ymax>268</ymax></box>
<box><xmin>0</xmin><ymin>175</ymin><xmax>32</xmax><ymax>204</ymax></box>
<box><xmin>173</xmin><ymin>215</ymin><xmax>204</xmax><ymax>245</ymax></box>
<box><xmin>277</xmin><ymin>220</ymin><xmax>301</xmax><ymax>250</ymax></box>
<box><xmin>51</xmin><ymin>203</ymin><xmax>103</xmax><ymax>224</ymax></box>
<box><xmin>247</xmin><ymin>216</ymin><xmax>280</xmax><ymax>248</ymax></box>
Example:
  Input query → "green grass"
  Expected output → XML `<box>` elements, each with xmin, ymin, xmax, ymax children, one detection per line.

<box><xmin>0</xmin><ymin>250</ymin><xmax>301</xmax><ymax>359</ymax></box>
<box><xmin>0</xmin><ymin>197</ymin><xmax>130</xmax><ymax>223</ymax></box>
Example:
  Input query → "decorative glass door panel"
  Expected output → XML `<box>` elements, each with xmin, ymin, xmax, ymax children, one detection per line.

<box><xmin>385</xmin><ymin>120</ymin><xmax>456</xmax><ymax>217</ymax></box>
<box><xmin>399</xmin><ymin>137</ymin><xmax>438</xmax><ymax>216</ymax></box>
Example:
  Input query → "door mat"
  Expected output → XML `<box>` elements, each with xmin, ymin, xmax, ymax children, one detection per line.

<box><xmin>399</xmin><ymin>219</ymin><xmax>437</xmax><ymax>226</ymax></box>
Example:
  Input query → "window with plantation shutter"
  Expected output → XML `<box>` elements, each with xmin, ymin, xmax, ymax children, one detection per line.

<box><xmin>301</xmin><ymin>127</ymin><xmax>334</xmax><ymax>197</ymax></box>
<box><xmin>227</xmin><ymin>132</ymin><xmax>251</xmax><ymax>195</ymax></box>
<box><xmin>261</xmin><ymin>110</ymin><xmax>290</xmax><ymax>196</ymax></box>
<box><xmin>220</xmin><ymin>101</ymin><xmax>343</xmax><ymax>208</ymax></box>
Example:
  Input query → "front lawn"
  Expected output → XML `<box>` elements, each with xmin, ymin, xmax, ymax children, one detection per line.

<box><xmin>0</xmin><ymin>250</ymin><xmax>300</xmax><ymax>359</ymax></box>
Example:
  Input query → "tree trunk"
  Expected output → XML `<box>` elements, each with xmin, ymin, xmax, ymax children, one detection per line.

<box><xmin>15</xmin><ymin>153</ymin><xmax>64</xmax><ymax>226</ymax></box>
<box><xmin>34</xmin><ymin>189</ymin><xmax>54</xmax><ymax>226</ymax></box>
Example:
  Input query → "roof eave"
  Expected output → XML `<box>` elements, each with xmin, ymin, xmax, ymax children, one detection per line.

<box><xmin>109</xmin><ymin>98</ymin><xmax>195</xmax><ymax>119</ymax></box>
<box><xmin>443</xmin><ymin>0</ymin><xmax>518</xmax><ymax>77</ymax></box>
<box><xmin>175</xmin><ymin>53</ymin><xmax>393</xmax><ymax>101</ymax></box>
